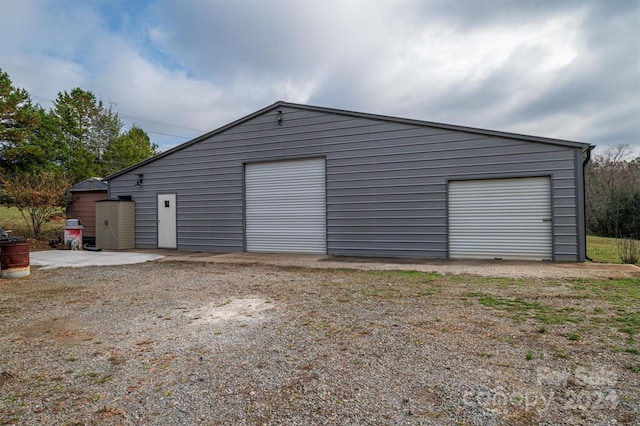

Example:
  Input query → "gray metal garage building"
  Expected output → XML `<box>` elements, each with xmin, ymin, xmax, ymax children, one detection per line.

<box><xmin>104</xmin><ymin>101</ymin><xmax>594</xmax><ymax>261</ymax></box>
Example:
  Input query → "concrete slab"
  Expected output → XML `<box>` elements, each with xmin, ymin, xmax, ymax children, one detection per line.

<box><xmin>30</xmin><ymin>250</ymin><xmax>164</xmax><ymax>270</ymax></box>
<box><xmin>27</xmin><ymin>249</ymin><xmax>640</xmax><ymax>279</ymax></box>
<box><xmin>145</xmin><ymin>251</ymin><xmax>640</xmax><ymax>280</ymax></box>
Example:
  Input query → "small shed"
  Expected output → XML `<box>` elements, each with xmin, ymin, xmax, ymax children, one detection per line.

<box><xmin>67</xmin><ymin>177</ymin><xmax>108</xmax><ymax>245</ymax></box>
<box><xmin>104</xmin><ymin>101</ymin><xmax>594</xmax><ymax>261</ymax></box>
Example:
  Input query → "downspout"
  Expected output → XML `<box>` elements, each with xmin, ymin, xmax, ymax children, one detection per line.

<box><xmin>583</xmin><ymin>146</ymin><xmax>595</xmax><ymax>261</ymax></box>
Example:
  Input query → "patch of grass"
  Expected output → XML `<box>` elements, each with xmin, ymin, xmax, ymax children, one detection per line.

<box><xmin>579</xmin><ymin>278</ymin><xmax>640</xmax><ymax>335</ymax></box>
<box><xmin>616</xmin><ymin>311</ymin><xmax>640</xmax><ymax>336</ymax></box>
<box><xmin>568</xmin><ymin>333</ymin><xmax>581</xmax><ymax>341</ymax></box>
<box><xmin>467</xmin><ymin>276</ymin><xmax>529</xmax><ymax>287</ymax></box>
<box><xmin>474</xmin><ymin>294</ymin><xmax>565</xmax><ymax>324</ymax></box>
<box><xmin>538</xmin><ymin>325</ymin><xmax>547</xmax><ymax>334</ymax></box>
<box><xmin>588</xmin><ymin>235</ymin><xmax>640</xmax><ymax>265</ymax></box>
<box><xmin>96</xmin><ymin>375</ymin><xmax>112</xmax><ymax>384</ymax></box>
<box><xmin>477</xmin><ymin>295</ymin><xmax>543</xmax><ymax>311</ymax></box>
<box><xmin>375</xmin><ymin>270</ymin><xmax>442</xmax><ymax>283</ymax></box>
<box><xmin>359</xmin><ymin>286</ymin><xmax>400</xmax><ymax>298</ymax></box>
<box><xmin>0</xmin><ymin>205</ymin><xmax>65</xmax><ymax>242</ymax></box>
<box><xmin>626</xmin><ymin>363</ymin><xmax>640</xmax><ymax>373</ymax></box>
<box><xmin>588</xmin><ymin>235</ymin><xmax>623</xmax><ymax>264</ymax></box>
<box><xmin>525</xmin><ymin>349</ymin><xmax>543</xmax><ymax>360</ymax></box>
<box><xmin>353</xmin><ymin>271</ymin><xmax>442</xmax><ymax>300</ymax></box>
<box><xmin>587</xmin><ymin>278</ymin><xmax>640</xmax><ymax>304</ymax></box>
<box><xmin>473</xmin><ymin>294</ymin><xmax>588</xmax><ymax>325</ymax></box>
<box><xmin>414</xmin><ymin>289</ymin><xmax>436</xmax><ymax>297</ymax></box>
<box><xmin>537</xmin><ymin>310</ymin><xmax>584</xmax><ymax>325</ymax></box>
<box><xmin>554</xmin><ymin>348</ymin><xmax>569</xmax><ymax>359</ymax></box>
<box><xmin>0</xmin><ymin>206</ymin><xmax>30</xmax><ymax>223</ymax></box>
<box><xmin>1</xmin><ymin>393</ymin><xmax>20</xmax><ymax>411</ymax></box>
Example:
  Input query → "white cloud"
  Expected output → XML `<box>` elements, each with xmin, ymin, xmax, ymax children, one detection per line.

<box><xmin>0</xmin><ymin>0</ymin><xmax>637</xmax><ymax>153</ymax></box>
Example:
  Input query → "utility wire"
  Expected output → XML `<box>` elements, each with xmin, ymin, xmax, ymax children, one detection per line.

<box><xmin>28</xmin><ymin>94</ymin><xmax>203</xmax><ymax>140</ymax></box>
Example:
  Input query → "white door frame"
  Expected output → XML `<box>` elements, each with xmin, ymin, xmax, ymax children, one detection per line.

<box><xmin>157</xmin><ymin>193</ymin><xmax>177</xmax><ymax>249</ymax></box>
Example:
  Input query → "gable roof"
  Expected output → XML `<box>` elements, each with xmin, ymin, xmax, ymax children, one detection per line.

<box><xmin>104</xmin><ymin>101</ymin><xmax>594</xmax><ymax>180</ymax></box>
<box><xmin>68</xmin><ymin>177</ymin><xmax>108</xmax><ymax>192</ymax></box>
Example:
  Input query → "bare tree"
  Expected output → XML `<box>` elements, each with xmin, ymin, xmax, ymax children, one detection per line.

<box><xmin>586</xmin><ymin>144</ymin><xmax>640</xmax><ymax>238</ymax></box>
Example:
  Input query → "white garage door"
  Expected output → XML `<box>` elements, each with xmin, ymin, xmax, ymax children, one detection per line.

<box><xmin>245</xmin><ymin>158</ymin><xmax>326</xmax><ymax>254</ymax></box>
<box><xmin>448</xmin><ymin>177</ymin><xmax>552</xmax><ymax>260</ymax></box>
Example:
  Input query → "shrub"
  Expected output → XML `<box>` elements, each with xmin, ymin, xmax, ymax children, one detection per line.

<box><xmin>617</xmin><ymin>237</ymin><xmax>640</xmax><ymax>265</ymax></box>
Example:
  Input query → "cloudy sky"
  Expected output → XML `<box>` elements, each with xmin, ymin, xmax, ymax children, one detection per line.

<box><xmin>1</xmin><ymin>0</ymin><xmax>638</xmax><ymax>154</ymax></box>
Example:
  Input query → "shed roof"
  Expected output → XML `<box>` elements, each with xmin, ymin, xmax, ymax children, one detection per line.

<box><xmin>68</xmin><ymin>177</ymin><xmax>108</xmax><ymax>192</ymax></box>
<box><xmin>105</xmin><ymin>101</ymin><xmax>594</xmax><ymax>181</ymax></box>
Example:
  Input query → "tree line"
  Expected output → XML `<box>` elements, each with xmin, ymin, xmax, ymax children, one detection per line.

<box><xmin>1</xmin><ymin>68</ymin><xmax>159</xmax><ymax>237</ymax></box>
<box><xmin>586</xmin><ymin>144</ymin><xmax>640</xmax><ymax>239</ymax></box>
<box><xmin>0</xmin><ymin>68</ymin><xmax>158</xmax><ymax>183</ymax></box>
<box><xmin>1</xmin><ymin>67</ymin><xmax>638</xmax><ymax>242</ymax></box>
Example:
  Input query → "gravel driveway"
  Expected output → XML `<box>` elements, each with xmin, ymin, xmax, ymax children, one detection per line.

<box><xmin>1</xmin><ymin>260</ymin><xmax>638</xmax><ymax>425</ymax></box>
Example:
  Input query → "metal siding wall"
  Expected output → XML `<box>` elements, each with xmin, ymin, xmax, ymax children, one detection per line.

<box><xmin>245</xmin><ymin>159</ymin><xmax>326</xmax><ymax>254</ymax></box>
<box><xmin>108</xmin><ymin>106</ymin><xmax>582</xmax><ymax>259</ymax></box>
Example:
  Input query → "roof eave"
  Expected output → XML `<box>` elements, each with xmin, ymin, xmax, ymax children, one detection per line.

<box><xmin>104</xmin><ymin>101</ymin><xmax>285</xmax><ymax>181</ymax></box>
<box><xmin>104</xmin><ymin>100</ymin><xmax>593</xmax><ymax>180</ymax></box>
<box><xmin>275</xmin><ymin>101</ymin><xmax>593</xmax><ymax>150</ymax></box>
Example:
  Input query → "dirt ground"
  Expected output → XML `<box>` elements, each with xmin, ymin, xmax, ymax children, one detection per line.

<box><xmin>1</xmin><ymin>260</ymin><xmax>639</xmax><ymax>425</ymax></box>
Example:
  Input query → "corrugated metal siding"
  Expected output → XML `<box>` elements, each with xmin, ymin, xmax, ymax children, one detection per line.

<box><xmin>448</xmin><ymin>177</ymin><xmax>552</xmax><ymax>260</ymax></box>
<box><xmin>108</xmin><ymin>106</ymin><xmax>583</xmax><ymax>260</ymax></box>
<box><xmin>245</xmin><ymin>159</ymin><xmax>326</xmax><ymax>254</ymax></box>
<box><xmin>69</xmin><ymin>178</ymin><xmax>107</xmax><ymax>192</ymax></box>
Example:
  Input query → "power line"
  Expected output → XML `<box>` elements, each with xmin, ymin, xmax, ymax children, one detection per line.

<box><xmin>144</xmin><ymin>130</ymin><xmax>193</xmax><ymax>140</ymax></box>
<box><xmin>27</xmin><ymin>94</ymin><xmax>203</xmax><ymax>140</ymax></box>
<box><xmin>119</xmin><ymin>113</ymin><xmax>206</xmax><ymax>133</ymax></box>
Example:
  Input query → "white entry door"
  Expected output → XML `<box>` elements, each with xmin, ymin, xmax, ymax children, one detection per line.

<box><xmin>157</xmin><ymin>193</ymin><xmax>177</xmax><ymax>249</ymax></box>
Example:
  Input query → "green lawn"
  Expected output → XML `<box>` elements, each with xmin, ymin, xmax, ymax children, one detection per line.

<box><xmin>588</xmin><ymin>235</ymin><xmax>640</xmax><ymax>265</ymax></box>
<box><xmin>0</xmin><ymin>206</ymin><xmax>66</xmax><ymax>240</ymax></box>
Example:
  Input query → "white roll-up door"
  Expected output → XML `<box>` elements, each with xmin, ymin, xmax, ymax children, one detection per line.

<box><xmin>245</xmin><ymin>158</ymin><xmax>326</xmax><ymax>254</ymax></box>
<box><xmin>448</xmin><ymin>177</ymin><xmax>552</xmax><ymax>261</ymax></box>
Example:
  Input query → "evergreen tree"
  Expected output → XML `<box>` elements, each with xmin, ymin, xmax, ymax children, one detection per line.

<box><xmin>101</xmin><ymin>125</ymin><xmax>159</xmax><ymax>176</ymax></box>
<box><xmin>51</xmin><ymin>88</ymin><xmax>122</xmax><ymax>182</ymax></box>
<box><xmin>0</xmin><ymin>69</ymin><xmax>157</xmax><ymax>184</ymax></box>
<box><xmin>0</xmin><ymin>68</ymin><xmax>40</xmax><ymax>174</ymax></box>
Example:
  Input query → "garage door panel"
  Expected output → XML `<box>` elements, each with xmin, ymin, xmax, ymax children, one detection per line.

<box><xmin>448</xmin><ymin>177</ymin><xmax>552</xmax><ymax>260</ymax></box>
<box><xmin>246</xmin><ymin>158</ymin><xmax>326</xmax><ymax>254</ymax></box>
